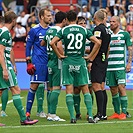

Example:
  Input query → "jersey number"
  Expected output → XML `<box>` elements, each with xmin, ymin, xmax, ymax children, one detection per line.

<box><xmin>67</xmin><ymin>33</ymin><xmax>83</xmax><ymax>49</ymax></box>
<box><xmin>46</xmin><ymin>35</ymin><xmax>53</xmax><ymax>51</ymax></box>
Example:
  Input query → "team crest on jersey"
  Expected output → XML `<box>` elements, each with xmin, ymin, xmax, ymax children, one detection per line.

<box><xmin>117</xmin><ymin>37</ymin><xmax>121</xmax><ymax>40</ymax></box>
<box><xmin>94</xmin><ymin>31</ymin><xmax>101</xmax><ymax>37</ymax></box>
<box><xmin>2</xmin><ymin>38</ymin><xmax>6</xmax><ymax>43</ymax></box>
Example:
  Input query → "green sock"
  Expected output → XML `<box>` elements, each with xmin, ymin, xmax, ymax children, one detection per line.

<box><xmin>66</xmin><ymin>94</ymin><xmax>75</xmax><ymax>120</ymax></box>
<box><xmin>73</xmin><ymin>94</ymin><xmax>81</xmax><ymax>115</ymax></box>
<box><xmin>50</xmin><ymin>89</ymin><xmax>60</xmax><ymax>114</ymax></box>
<box><xmin>84</xmin><ymin>93</ymin><xmax>93</xmax><ymax>118</ymax></box>
<box><xmin>1</xmin><ymin>89</ymin><xmax>8</xmax><ymax>111</ymax></box>
<box><xmin>120</xmin><ymin>95</ymin><xmax>128</xmax><ymax>114</ymax></box>
<box><xmin>47</xmin><ymin>90</ymin><xmax>51</xmax><ymax>114</ymax></box>
<box><xmin>36</xmin><ymin>84</ymin><xmax>44</xmax><ymax>113</ymax></box>
<box><xmin>12</xmin><ymin>94</ymin><xmax>26</xmax><ymax>121</ymax></box>
<box><xmin>112</xmin><ymin>93</ymin><xmax>120</xmax><ymax>114</ymax></box>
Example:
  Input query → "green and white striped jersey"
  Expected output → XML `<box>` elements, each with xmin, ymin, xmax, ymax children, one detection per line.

<box><xmin>0</xmin><ymin>27</ymin><xmax>12</xmax><ymax>70</ymax></box>
<box><xmin>107</xmin><ymin>30</ymin><xmax>132</xmax><ymax>71</ymax></box>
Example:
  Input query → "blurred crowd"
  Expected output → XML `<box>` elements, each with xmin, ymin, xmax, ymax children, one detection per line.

<box><xmin>1</xmin><ymin>0</ymin><xmax>133</xmax><ymax>46</ymax></box>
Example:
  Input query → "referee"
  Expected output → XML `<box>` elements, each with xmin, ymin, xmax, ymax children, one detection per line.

<box><xmin>85</xmin><ymin>10</ymin><xmax>111</xmax><ymax>121</ymax></box>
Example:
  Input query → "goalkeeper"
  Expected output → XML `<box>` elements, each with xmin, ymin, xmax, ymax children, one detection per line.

<box><xmin>25</xmin><ymin>8</ymin><xmax>52</xmax><ymax>119</ymax></box>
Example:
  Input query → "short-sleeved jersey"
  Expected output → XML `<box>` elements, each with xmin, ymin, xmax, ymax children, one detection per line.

<box><xmin>56</xmin><ymin>24</ymin><xmax>93</xmax><ymax>65</ymax></box>
<box><xmin>26</xmin><ymin>24</ymin><xmax>50</xmax><ymax>65</ymax></box>
<box><xmin>90</xmin><ymin>23</ymin><xmax>111</xmax><ymax>61</ymax></box>
<box><xmin>107</xmin><ymin>30</ymin><xmax>132</xmax><ymax>71</ymax></box>
<box><xmin>43</xmin><ymin>26</ymin><xmax>61</xmax><ymax>68</ymax></box>
<box><xmin>0</xmin><ymin>27</ymin><xmax>12</xmax><ymax>70</ymax></box>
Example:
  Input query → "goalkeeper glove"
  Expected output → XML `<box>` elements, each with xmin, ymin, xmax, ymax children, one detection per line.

<box><xmin>26</xmin><ymin>59</ymin><xmax>36</xmax><ymax>75</ymax></box>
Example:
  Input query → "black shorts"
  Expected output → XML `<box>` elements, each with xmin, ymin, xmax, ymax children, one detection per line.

<box><xmin>91</xmin><ymin>58</ymin><xmax>108</xmax><ymax>84</ymax></box>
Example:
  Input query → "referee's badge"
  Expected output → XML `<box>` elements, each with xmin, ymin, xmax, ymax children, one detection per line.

<box><xmin>94</xmin><ymin>31</ymin><xmax>101</xmax><ymax>37</ymax></box>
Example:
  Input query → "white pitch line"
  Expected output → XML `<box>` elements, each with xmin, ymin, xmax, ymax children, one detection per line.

<box><xmin>0</xmin><ymin>120</ymin><xmax>133</xmax><ymax>129</ymax></box>
<box><xmin>0</xmin><ymin>97</ymin><xmax>23</xmax><ymax>107</ymax></box>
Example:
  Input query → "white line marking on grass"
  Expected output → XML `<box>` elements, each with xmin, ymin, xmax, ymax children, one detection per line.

<box><xmin>0</xmin><ymin>97</ymin><xmax>23</xmax><ymax>107</ymax></box>
<box><xmin>27</xmin><ymin>106</ymin><xmax>133</xmax><ymax>111</ymax></box>
<box><xmin>1</xmin><ymin>120</ymin><xmax>133</xmax><ymax>129</ymax></box>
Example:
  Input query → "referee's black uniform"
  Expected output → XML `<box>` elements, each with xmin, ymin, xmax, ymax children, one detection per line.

<box><xmin>90</xmin><ymin>23</ymin><xmax>111</xmax><ymax>119</ymax></box>
<box><xmin>90</xmin><ymin>23</ymin><xmax>111</xmax><ymax>84</ymax></box>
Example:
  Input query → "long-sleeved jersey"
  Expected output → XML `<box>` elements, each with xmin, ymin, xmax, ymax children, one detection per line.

<box><xmin>26</xmin><ymin>23</ymin><xmax>50</xmax><ymax>65</ymax></box>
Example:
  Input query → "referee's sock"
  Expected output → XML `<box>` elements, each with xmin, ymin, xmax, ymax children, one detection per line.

<box><xmin>102</xmin><ymin>90</ymin><xmax>108</xmax><ymax>117</ymax></box>
<box><xmin>95</xmin><ymin>90</ymin><xmax>104</xmax><ymax>116</ymax></box>
<box><xmin>26</xmin><ymin>88</ymin><xmax>36</xmax><ymax>114</ymax></box>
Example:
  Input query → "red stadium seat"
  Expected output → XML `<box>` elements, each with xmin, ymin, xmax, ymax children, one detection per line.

<box><xmin>50</xmin><ymin>0</ymin><xmax>77</xmax><ymax>12</ymax></box>
<box><xmin>12</xmin><ymin>42</ymin><xmax>26</xmax><ymax>61</ymax></box>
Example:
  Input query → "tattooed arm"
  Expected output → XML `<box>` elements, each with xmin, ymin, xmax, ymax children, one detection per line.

<box><xmin>126</xmin><ymin>46</ymin><xmax>133</xmax><ymax>72</ymax></box>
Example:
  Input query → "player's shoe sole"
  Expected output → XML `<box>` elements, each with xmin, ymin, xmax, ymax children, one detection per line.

<box><xmin>20</xmin><ymin>119</ymin><xmax>38</xmax><ymax>125</ymax></box>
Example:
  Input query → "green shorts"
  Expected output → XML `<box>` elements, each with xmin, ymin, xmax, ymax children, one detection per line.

<box><xmin>0</xmin><ymin>69</ymin><xmax>18</xmax><ymax>89</ymax></box>
<box><xmin>106</xmin><ymin>70</ymin><xmax>126</xmax><ymax>86</ymax></box>
<box><xmin>48</xmin><ymin>67</ymin><xmax>61</xmax><ymax>88</ymax></box>
<box><xmin>62</xmin><ymin>64</ymin><xmax>89</xmax><ymax>86</ymax></box>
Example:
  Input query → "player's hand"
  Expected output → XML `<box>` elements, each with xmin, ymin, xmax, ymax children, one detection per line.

<box><xmin>13</xmin><ymin>66</ymin><xmax>17</xmax><ymax>75</ymax></box>
<box><xmin>27</xmin><ymin>63</ymin><xmax>36</xmax><ymax>75</ymax></box>
<box><xmin>58</xmin><ymin>54</ymin><xmax>67</xmax><ymax>60</ymax></box>
<box><xmin>83</xmin><ymin>55</ymin><xmax>90</xmax><ymax>61</ymax></box>
<box><xmin>26</xmin><ymin>59</ymin><xmax>36</xmax><ymax>75</ymax></box>
<box><xmin>126</xmin><ymin>63</ymin><xmax>131</xmax><ymax>73</ymax></box>
<box><xmin>87</xmin><ymin>63</ymin><xmax>92</xmax><ymax>72</ymax></box>
<box><xmin>3</xmin><ymin>69</ymin><xmax>9</xmax><ymax>81</ymax></box>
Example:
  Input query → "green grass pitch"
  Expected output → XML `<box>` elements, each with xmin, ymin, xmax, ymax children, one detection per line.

<box><xmin>0</xmin><ymin>90</ymin><xmax>133</xmax><ymax>133</ymax></box>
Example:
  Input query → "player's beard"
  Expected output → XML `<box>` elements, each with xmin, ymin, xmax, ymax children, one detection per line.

<box><xmin>11</xmin><ymin>25</ymin><xmax>15</xmax><ymax>30</ymax></box>
<box><xmin>110</xmin><ymin>25</ymin><xmax>117</xmax><ymax>32</ymax></box>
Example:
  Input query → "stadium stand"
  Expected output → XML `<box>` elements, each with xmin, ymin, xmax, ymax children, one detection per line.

<box><xmin>50</xmin><ymin>0</ymin><xmax>77</xmax><ymax>12</ymax></box>
<box><xmin>13</xmin><ymin>42</ymin><xmax>26</xmax><ymax>62</ymax></box>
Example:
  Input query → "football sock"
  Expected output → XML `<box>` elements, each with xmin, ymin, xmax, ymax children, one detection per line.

<box><xmin>26</xmin><ymin>88</ymin><xmax>36</xmax><ymax>114</ymax></box>
<box><xmin>120</xmin><ymin>95</ymin><xmax>128</xmax><ymax>114</ymax></box>
<box><xmin>84</xmin><ymin>93</ymin><xmax>93</xmax><ymax>118</ymax></box>
<box><xmin>47</xmin><ymin>90</ymin><xmax>51</xmax><ymax>114</ymax></box>
<box><xmin>112</xmin><ymin>93</ymin><xmax>120</xmax><ymax>114</ymax></box>
<box><xmin>12</xmin><ymin>94</ymin><xmax>26</xmax><ymax>121</ymax></box>
<box><xmin>66</xmin><ymin>94</ymin><xmax>75</xmax><ymax>119</ymax></box>
<box><xmin>50</xmin><ymin>89</ymin><xmax>60</xmax><ymax>114</ymax></box>
<box><xmin>73</xmin><ymin>94</ymin><xmax>81</xmax><ymax>115</ymax></box>
<box><xmin>95</xmin><ymin>90</ymin><xmax>104</xmax><ymax>116</ymax></box>
<box><xmin>102</xmin><ymin>90</ymin><xmax>108</xmax><ymax>116</ymax></box>
<box><xmin>36</xmin><ymin>84</ymin><xmax>44</xmax><ymax>113</ymax></box>
<box><xmin>1</xmin><ymin>89</ymin><xmax>8</xmax><ymax>111</ymax></box>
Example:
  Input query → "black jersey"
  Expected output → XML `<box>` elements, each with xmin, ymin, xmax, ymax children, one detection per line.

<box><xmin>90</xmin><ymin>23</ymin><xmax>111</xmax><ymax>62</ymax></box>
